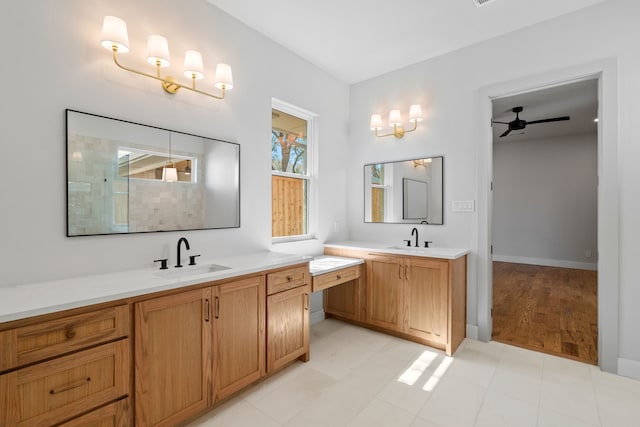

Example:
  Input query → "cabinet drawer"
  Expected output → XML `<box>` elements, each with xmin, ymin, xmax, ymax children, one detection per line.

<box><xmin>267</xmin><ymin>265</ymin><xmax>308</xmax><ymax>295</ymax></box>
<box><xmin>312</xmin><ymin>265</ymin><xmax>360</xmax><ymax>292</ymax></box>
<box><xmin>0</xmin><ymin>305</ymin><xmax>130</xmax><ymax>372</ymax></box>
<box><xmin>0</xmin><ymin>339</ymin><xmax>130</xmax><ymax>427</ymax></box>
<box><xmin>57</xmin><ymin>398</ymin><xmax>130</xmax><ymax>427</ymax></box>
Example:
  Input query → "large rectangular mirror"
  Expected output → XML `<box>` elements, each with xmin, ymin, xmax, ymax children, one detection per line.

<box><xmin>66</xmin><ymin>110</ymin><xmax>240</xmax><ymax>236</ymax></box>
<box><xmin>364</xmin><ymin>156</ymin><xmax>443</xmax><ymax>224</ymax></box>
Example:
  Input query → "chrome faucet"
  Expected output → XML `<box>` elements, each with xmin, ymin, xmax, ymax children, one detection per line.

<box><xmin>175</xmin><ymin>237</ymin><xmax>190</xmax><ymax>268</ymax></box>
<box><xmin>411</xmin><ymin>227</ymin><xmax>419</xmax><ymax>248</ymax></box>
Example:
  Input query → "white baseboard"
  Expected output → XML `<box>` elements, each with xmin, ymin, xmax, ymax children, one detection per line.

<box><xmin>466</xmin><ymin>324</ymin><xmax>479</xmax><ymax>340</ymax></box>
<box><xmin>310</xmin><ymin>310</ymin><xmax>325</xmax><ymax>325</ymax></box>
<box><xmin>493</xmin><ymin>254</ymin><xmax>597</xmax><ymax>271</ymax></box>
<box><xmin>618</xmin><ymin>357</ymin><xmax>640</xmax><ymax>381</ymax></box>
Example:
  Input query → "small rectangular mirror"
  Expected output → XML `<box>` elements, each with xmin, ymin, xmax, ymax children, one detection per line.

<box><xmin>364</xmin><ymin>156</ymin><xmax>443</xmax><ymax>224</ymax></box>
<box><xmin>66</xmin><ymin>110</ymin><xmax>240</xmax><ymax>236</ymax></box>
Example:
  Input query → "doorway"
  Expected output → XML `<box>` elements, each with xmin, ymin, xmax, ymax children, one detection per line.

<box><xmin>475</xmin><ymin>59</ymin><xmax>620</xmax><ymax>373</ymax></box>
<box><xmin>490</xmin><ymin>79</ymin><xmax>599</xmax><ymax>364</ymax></box>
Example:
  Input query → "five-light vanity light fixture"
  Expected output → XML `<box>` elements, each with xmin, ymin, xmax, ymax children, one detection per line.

<box><xmin>370</xmin><ymin>105</ymin><xmax>423</xmax><ymax>138</ymax></box>
<box><xmin>100</xmin><ymin>16</ymin><xmax>233</xmax><ymax>100</ymax></box>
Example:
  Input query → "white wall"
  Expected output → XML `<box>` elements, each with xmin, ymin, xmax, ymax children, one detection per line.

<box><xmin>347</xmin><ymin>0</ymin><xmax>640</xmax><ymax>376</ymax></box>
<box><xmin>493</xmin><ymin>133</ymin><xmax>598</xmax><ymax>269</ymax></box>
<box><xmin>0</xmin><ymin>0</ymin><xmax>349</xmax><ymax>290</ymax></box>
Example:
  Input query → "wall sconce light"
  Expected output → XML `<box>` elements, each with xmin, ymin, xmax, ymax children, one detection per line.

<box><xmin>412</xmin><ymin>158</ymin><xmax>432</xmax><ymax>168</ymax></box>
<box><xmin>100</xmin><ymin>16</ymin><xmax>233</xmax><ymax>100</ymax></box>
<box><xmin>370</xmin><ymin>105</ymin><xmax>422</xmax><ymax>138</ymax></box>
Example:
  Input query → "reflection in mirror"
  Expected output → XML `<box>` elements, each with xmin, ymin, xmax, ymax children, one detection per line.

<box><xmin>364</xmin><ymin>156</ymin><xmax>443</xmax><ymax>224</ymax></box>
<box><xmin>66</xmin><ymin>110</ymin><xmax>240</xmax><ymax>236</ymax></box>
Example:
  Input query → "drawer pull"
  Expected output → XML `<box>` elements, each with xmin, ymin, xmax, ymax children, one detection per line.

<box><xmin>336</xmin><ymin>274</ymin><xmax>342</xmax><ymax>280</ymax></box>
<box><xmin>50</xmin><ymin>377</ymin><xmax>91</xmax><ymax>395</ymax></box>
<box><xmin>286</xmin><ymin>276</ymin><xmax>292</xmax><ymax>282</ymax></box>
<box><xmin>66</xmin><ymin>327</ymin><xmax>76</xmax><ymax>340</ymax></box>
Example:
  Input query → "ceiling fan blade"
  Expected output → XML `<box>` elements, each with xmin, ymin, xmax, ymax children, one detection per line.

<box><xmin>492</xmin><ymin>121</ymin><xmax>510</xmax><ymax>125</ymax></box>
<box><xmin>499</xmin><ymin>129</ymin><xmax>511</xmax><ymax>137</ymax></box>
<box><xmin>526</xmin><ymin>116</ymin><xmax>570</xmax><ymax>125</ymax></box>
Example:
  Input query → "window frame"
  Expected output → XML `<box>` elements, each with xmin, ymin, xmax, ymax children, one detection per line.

<box><xmin>271</xmin><ymin>98</ymin><xmax>317</xmax><ymax>243</ymax></box>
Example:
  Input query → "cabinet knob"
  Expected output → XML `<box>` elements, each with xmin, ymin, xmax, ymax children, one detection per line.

<box><xmin>66</xmin><ymin>327</ymin><xmax>76</xmax><ymax>340</ymax></box>
<box><xmin>336</xmin><ymin>274</ymin><xmax>342</xmax><ymax>280</ymax></box>
<box><xmin>286</xmin><ymin>276</ymin><xmax>292</xmax><ymax>282</ymax></box>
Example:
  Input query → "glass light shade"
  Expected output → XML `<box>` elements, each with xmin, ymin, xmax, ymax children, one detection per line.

<box><xmin>388</xmin><ymin>110</ymin><xmax>402</xmax><ymax>126</ymax></box>
<box><xmin>409</xmin><ymin>104</ymin><xmax>423</xmax><ymax>122</ymax></box>
<box><xmin>101</xmin><ymin>16</ymin><xmax>129</xmax><ymax>53</ymax></box>
<box><xmin>214</xmin><ymin>63</ymin><xmax>233</xmax><ymax>90</ymax></box>
<box><xmin>146</xmin><ymin>35</ymin><xmax>171</xmax><ymax>68</ymax></box>
<box><xmin>183</xmin><ymin>50</ymin><xmax>204</xmax><ymax>80</ymax></box>
<box><xmin>370</xmin><ymin>114</ymin><xmax>383</xmax><ymax>130</ymax></box>
<box><xmin>162</xmin><ymin>166</ymin><xmax>178</xmax><ymax>182</ymax></box>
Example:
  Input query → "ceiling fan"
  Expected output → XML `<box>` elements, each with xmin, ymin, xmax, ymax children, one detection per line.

<box><xmin>492</xmin><ymin>106</ymin><xmax>570</xmax><ymax>138</ymax></box>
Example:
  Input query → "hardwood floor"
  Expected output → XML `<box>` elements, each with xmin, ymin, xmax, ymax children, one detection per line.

<box><xmin>492</xmin><ymin>261</ymin><xmax>598</xmax><ymax>365</ymax></box>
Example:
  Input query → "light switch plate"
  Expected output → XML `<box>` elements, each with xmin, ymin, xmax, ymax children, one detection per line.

<box><xmin>452</xmin><ymin>200</ymin><xmax>475</xmax><ymax>212</ymax></box>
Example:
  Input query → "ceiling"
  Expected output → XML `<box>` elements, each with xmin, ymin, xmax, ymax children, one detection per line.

<box><xmin>206</xmin><ymin>0</ymin><xmax>607</xmax><ymax>85</ymax></box>
<box><xmin>206</xmin><ymin>0</ymin><xmax>603</xmax><ymax>141</ymax></box>
<box><xmin>491</xmin><ymin>79</ymin><xmax>598</xmax><ymax>143</ymax></box>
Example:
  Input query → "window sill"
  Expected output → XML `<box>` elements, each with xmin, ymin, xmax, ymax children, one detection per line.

<box><xmin>272</xmin><ymin>235</ymin><xmax>317</xmax><ymax>245</ymax></box>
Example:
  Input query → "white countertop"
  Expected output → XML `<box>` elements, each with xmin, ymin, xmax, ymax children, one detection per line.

<box><xmin>0</xmin><ymin>251</ymin><xmax>311</xmax><ymax>324</ymax></box>
<box><xmin>324</xmin><ymin>241</ymin><xmax>470</xmax><ymax>260</ymax></box>
<box><xmin>309</xmin><ymin>256</ymin><xmax>364</xmax><ymax>276</ymax></box>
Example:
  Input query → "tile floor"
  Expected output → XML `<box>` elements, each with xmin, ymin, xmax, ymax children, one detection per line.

<box><xmin>187</xmin><ymin>319</ymin><xmax>640</xmax><ymax>427</ymax></box>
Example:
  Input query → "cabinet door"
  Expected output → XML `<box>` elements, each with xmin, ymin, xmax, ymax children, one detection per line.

<box><xmin>403</xmin><ymin>258</ymin><xmax>448</xmax><ymax>344</ymax></box>
<box><xmin>366</xmin><ymin>255</ymin><xmax>404</xmax><ymax>331</ymax></box>
<box><xmin>267</xmin><ymin>284</ymin><xmax>310</xmax><ymax>373</ymax></box>
<box><xmin>135</xmin><ymin>288</ymin><xmax>213</xmax><ymax>427</ymax></box>
<box><xmin>213</xmin><ymin>276</ymin><xmax>266</xmax><ymax>403</ymax></box>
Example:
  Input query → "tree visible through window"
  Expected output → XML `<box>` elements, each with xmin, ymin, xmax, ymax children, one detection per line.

<box><xmin>272</xmin><ymin>107</ymin><xmax>310</xmax><ymax>238</ymax></box>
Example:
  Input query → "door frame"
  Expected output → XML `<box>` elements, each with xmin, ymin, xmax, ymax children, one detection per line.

<box><xmin>475</xmin><ymin>58</ymin><xmax>619</xmax><ymax>373</ymax></box>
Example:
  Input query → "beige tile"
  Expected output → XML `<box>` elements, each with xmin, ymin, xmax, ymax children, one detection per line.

<box><xmin>489</xmin><ymin>367</ymin><xmax>542</xmax><ymax>405</ymax></box>
<box><xmin>380</xmin><ymin>375</ymin><xmax>439</xmax><ymax>414</ymax></box>
<box><xmin>185</xmin><ymin>399</ymin><xmax>280</xmax><ymax>427</ymax></box>
<box><xmin>538</xmin><ymin>408</ymin><xmax>600</xmax><ymax>427</ymax></box>
<box><xmin>248</xmin><ymin>367</ymin><xmax>337</xmax><ymax>424</ymax></box>
<box><xmin>282</xmin><ymin>381</ymin><xmax>372</xmax><ymax>427</ymax></box>
<box><xmin>474</xmin><ymin>390</ymin><xmax>538</xmax><ymax>427</ymax></box>
<box><xmin>540</xmin><ymin>380</ymin><xmax>599</xmax><ymax>425</ymax></box>
<box><xmin>347</xmin><ymin>398</ymin><xmax>415</xmax><ymax>427</ymax></box>
<box><xmin>417</xmin><ymin>376</ymin><xmax>487</xmax><ymax>427</ymax></box>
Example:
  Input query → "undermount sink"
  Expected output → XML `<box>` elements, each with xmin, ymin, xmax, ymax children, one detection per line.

<box><xmin>153</xmin><ymin>263</ymin><xmax>231</xmax><ymax>277</ymax></box>
<box><xmin>387</xmin><ymin>245</ymin><xmax>437</xmax><ymax>252</ymax></box>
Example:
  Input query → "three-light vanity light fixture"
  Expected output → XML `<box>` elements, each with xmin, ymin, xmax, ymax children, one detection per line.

<box><xmin>370</xmin><ymin>105</ymin><xmax>423</xmax><ymax>138</ymax></box>
<box><xmin>100</xmin><ymin>16</ymin><xmax>233</xmax><ymax>100</ymax></box>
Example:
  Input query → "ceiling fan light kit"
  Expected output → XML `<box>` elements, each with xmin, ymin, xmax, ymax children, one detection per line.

<box><xmin>492</xmin><ymin>106</ymin><xmax>570</xmax><ymax>138</ymax></box>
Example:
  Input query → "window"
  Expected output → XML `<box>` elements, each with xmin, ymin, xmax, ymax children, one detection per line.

<box><xmin>271</xmin><ymin>100</ymin><xmax>315</xmax><ymax>240</ymax></box>
<box><xmin>370</xmin><ymin>164</ymin><xmax>386</xmax><ymax>222</ymax></box>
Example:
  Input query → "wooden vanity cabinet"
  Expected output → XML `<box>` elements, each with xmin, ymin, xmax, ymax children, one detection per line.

<box><xmin>0</xmin><ymin>305</ymin><xmax>131</xmax><ymax>426</ymax></box>
<box><xmin>324</xmin><ymin>247</ymin><xmax>467</xmax><ymax>355</ymax></box>
<box><xmin>266</xmin><ymin>265</ymin><xmax>310</xmax><ymax>373</ymax></box>
<box><xmin>213</xmin><ymin>275</ymin><xmax>266</xmax><ymax>403</ymax></box>
<box><xmin>134</xmin><ymin>288</ymin><xmax>213</xmax><ymax>427</ymax></box>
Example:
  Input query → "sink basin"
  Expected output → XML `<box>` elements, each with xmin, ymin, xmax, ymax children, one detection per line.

<box><xmin>387</xmin><ymin>245</ymin><xmax>437</xmax><ymax>253</ymax></box>
<box><xmin>153</xmin><ymin>263</ymin><xmax>231</xmax><ymax>277</ymax></box>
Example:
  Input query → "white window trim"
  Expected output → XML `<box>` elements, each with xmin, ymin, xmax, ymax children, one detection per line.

<box><xmin>271</xmin><ymin>98</ymin><xmax>317</xmax><ymax>243</ymax></box>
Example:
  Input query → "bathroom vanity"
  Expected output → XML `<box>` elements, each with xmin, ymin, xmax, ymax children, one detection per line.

<box><xmin>0</xmin><ymin>252</ymin><xmax>311</xmax><ymax>427</ymax></box>
<box><xmin>322</xmin><ymin>241</ymin><xmax>469</xmax><ymax>356</ymax></box>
